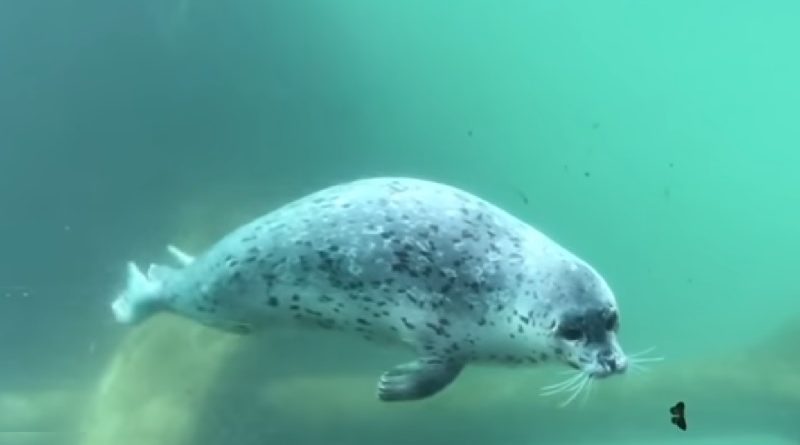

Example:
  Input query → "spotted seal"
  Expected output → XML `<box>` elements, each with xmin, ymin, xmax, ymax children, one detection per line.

<box><xmin>110</xmin><ymin>177</ymin><xmax>629</xmax><ymax>402</ymax></box>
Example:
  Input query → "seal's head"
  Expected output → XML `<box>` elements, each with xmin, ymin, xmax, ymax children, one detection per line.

<box><xmin>544</xmin><ymin>259</ymin><xmax>628</xmax><ymax>379</ymax></box>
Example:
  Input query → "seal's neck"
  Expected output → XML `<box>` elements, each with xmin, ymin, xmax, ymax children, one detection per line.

<box><xmin>468</xmin><ymin>302</ymin><xmax>553</xmax><ymax>365</ymax></box>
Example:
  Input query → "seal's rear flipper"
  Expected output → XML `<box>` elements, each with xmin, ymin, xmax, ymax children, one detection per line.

<box><xmin>110</xmin><ymin>262</ymin><xmax>165</xmax><ymax>325</ymax></box>
<box><xmin>377</xmin><ymin>357</ymin><xmax>465</xmax><ymax>402</ymax></box>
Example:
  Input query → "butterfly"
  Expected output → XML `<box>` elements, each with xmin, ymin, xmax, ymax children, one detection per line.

<box><xmin>669</xmin><ymin>401</ymin><xmax>687</xmax><ymax>431</ymax></box>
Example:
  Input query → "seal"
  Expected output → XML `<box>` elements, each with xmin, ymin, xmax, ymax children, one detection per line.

<box><xmin>110</xmin><ymin>177</ymin><xmax>629</xmax><ymax>402</ymax></box>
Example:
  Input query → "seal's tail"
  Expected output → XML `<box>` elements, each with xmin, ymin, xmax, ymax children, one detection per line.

<box><xmin>111</xmin><ymin>262</ymin><xmax>166</xmax><ymax>325</ymax></box>
<box><xmin>110</xmin><ymin>244</ymin><xmax>194</xmax><ymax>325</ymax></box>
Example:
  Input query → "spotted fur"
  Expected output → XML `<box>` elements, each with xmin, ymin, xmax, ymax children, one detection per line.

<box><xmin>111</xmin><ymin>177</ymin><xmax>622</xmax><ymax>399</ymax></box>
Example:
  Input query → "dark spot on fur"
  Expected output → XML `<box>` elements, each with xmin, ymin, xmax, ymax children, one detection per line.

<box><xmin>267</xmin><ymin>297</ymin><xmax>278</xmax><ymax>307</ymax></box>
<box><xmin>426</xmin><ymin>323</ymin><xmax>449</xmax><ymax>337</ymax></box>
<box><xmin>261</xmin><ymin>273</ymin><xmax>278</xmax><ymax>286</ymax></box>
<box><xmin>303</xmin><ymin>308</ymin><xmax>320</xmax><ymax>317</ymax></box>
<box><xmin>317</xmin><ymin>319</ymin><xmax>336</xmax><ymax>329</ymax></box>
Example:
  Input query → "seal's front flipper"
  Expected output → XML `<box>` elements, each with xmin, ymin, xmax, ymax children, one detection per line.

<box><xmin>377</xmin><ymin>357</ymin><xmax>465</xmax><ymax>402</ymax></box>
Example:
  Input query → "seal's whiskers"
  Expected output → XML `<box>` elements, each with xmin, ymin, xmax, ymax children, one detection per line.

<box><xmin>627</xmin><ymin>346</ymin><xmax>665</xmax><ymax>374</ymax></box>
<box><xmin>540</xmin><ymin>370</ymin><xmax>592</xmax><ymax>407</ymax></box>
<box><xmin>629</xmin><ymin>346</ymin><xmax>657</xmax><ymax>358</ymax></box>
<box><xmin>540</xmin><ymin>371</ymin><xmax>584</xmax><ymax>395</ymax></box>
<box><xmin>557</xmin><ymin>373</ymin><xmax>590</xmax><ymax>407</ymax></box>
<box><xmin>578</xmin><ymin>376</ymin><xmax>594</xmax><ymax>407</ymax></box>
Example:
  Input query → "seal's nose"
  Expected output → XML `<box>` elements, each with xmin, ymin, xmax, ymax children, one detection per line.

<box><xmin>598</xmin><ymin>350</ymin><xmax>628</xmax><ymax>374</ymax></box>
<box><xmin>607</xmin><ymin>357</ymin><xmax>627</xmax><ymax>373</ymax></box>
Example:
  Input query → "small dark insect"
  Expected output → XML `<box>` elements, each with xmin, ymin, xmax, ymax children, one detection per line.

<box><xmin>669</xmin><ymin>401</ymin><xmax>687</xmax><ymax>431</ymax></box>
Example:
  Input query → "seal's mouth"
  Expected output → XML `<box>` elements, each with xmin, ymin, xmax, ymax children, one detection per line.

<box><xmin>565</xmin><ymin>355</ymin><xmax>628</xmax><ymax>379</ymax></box>
<box><xmin>587</xmin><ymin>355</ymin><xmax>629</xmax><ymax>379</ymax></box>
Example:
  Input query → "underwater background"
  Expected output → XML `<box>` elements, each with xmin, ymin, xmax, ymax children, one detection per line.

<box><xmin>1</xmin><ymin>1</ymin><xmax>799</xmax><ymax>444</ymax></box>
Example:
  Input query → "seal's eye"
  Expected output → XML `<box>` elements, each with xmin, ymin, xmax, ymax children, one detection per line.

<box><xmin>605</xmin><ymin>312</ymin><xmax>619</xmax><ymax>331</ymax></box>
<box><xmin>560</xmin><ymin>328</ymin><xmax>583</xmax><ymax>341</ymax></box>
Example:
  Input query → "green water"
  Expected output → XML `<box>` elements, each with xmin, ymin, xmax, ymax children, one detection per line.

<box><xmin>1</xmin><ymin>1</ymin><xmax>798</xmax><ymax>444</ymax></box>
